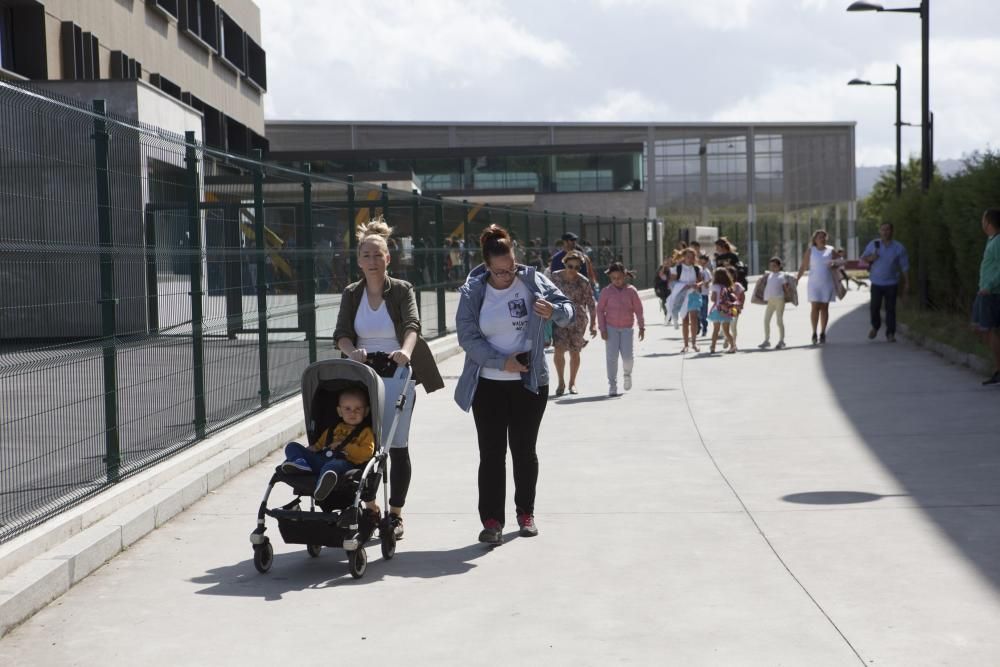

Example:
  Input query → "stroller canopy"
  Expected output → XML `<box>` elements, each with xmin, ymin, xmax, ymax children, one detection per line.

<box><xmin>300</xmin><ymin>359</ymin><xmax>386</xmax><ymax>449</ymax></box>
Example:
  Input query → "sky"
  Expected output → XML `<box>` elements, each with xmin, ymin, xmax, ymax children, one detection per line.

<box><xmin>257</xmin><ymin>0</ymin><xmax>1000</xmax><ymax>167</ymax></box>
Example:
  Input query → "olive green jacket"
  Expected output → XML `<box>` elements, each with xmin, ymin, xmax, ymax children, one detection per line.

<box><xmin>333</xmin><ymin>276</ymin><xmax>444</xmax><ymax>393</ymax></box>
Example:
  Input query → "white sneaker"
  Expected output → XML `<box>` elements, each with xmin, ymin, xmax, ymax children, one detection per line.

<box><xmin>623</xmin><ymin>374</ymin><xmax>632</xmax><ymax>391</ymax></box>
<box><xmin>608</xmin><ymin>385</ymin><xmax>619</xmax><ymax>397</ymax></box>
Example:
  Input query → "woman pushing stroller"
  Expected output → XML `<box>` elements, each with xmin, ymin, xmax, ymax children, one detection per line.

<box><xmin>331</xmin><ymin>217</ymin><xmax>444</xmax><ymax>538</ymax></box>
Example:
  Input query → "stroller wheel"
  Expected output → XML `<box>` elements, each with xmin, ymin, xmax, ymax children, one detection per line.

<box><xmin>381</xmin><ymin>520</ymin><xmax>396</xmax><ymax>560</ymax></box>
<box><xmin>348</xmin><ymin>547</ymin><xmax>368</xmax><ymax>579</ymax></box>
<box><xmin>306</xmin><ymin>544</ymin><xmax>322</xmax><ymax>558</ymax></box>
<box><xmin>253</xmin><ymin>541</ymin><xmax>274</xmax><ymax>573</ymax></box>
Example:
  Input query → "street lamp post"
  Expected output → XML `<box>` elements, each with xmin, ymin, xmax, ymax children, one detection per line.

<box><xmin>848</xmin><ymin>65</ymin><xmax>909</xmax><ymax>197</ymax></box>
<box><xmin>847</xmin><ymin>0</ymin><xmax>931</xmax><ymax>191</ymax></box>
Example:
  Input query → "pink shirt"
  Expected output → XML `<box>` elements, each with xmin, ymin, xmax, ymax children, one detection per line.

<box><xmin>597</xmin><ymin>284</ymin><xmax>645</xmax><ymax>332</ymax></box>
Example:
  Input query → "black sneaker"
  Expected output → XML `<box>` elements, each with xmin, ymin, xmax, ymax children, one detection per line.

<box><xmin>313</xmin><ymin>470</ymin><xmax>338</xmax><ymax>501</ymax></box>
<box><xmin>811</xmin><ymin>333</ymin><xmax>818</xmax><ymax>345</ymax></box>
<box><xmin>516</xmin><ymin>511</ymin><xmax>538</xmax><ymax>537</ymax></box>
<box><xmin>478</xmin><ymin>518</ymin><xmax>503</xmax><ymax>546</ymax></box>
<box><xmin>390</xmin><ymin>513</ymin><xmax>404</xmax><ymax>540</ymax></box>
<box><xmin>280</xmin><ymin>458</ymin><xmax>311</xmax><ymax>474</ymax></box>
<box><xmin>868</xmin><ymin>328</ymin><xmax>877</xmax><ymax>340</ymax></box>
<box><xmin>983</xmin><ymin>372</ymin><xmax>1000</xmax><ymax>386</ymax></box>
<box><xmin>819</xmin><ymin>333</ymin><xmax>827</xmax><ymax>344</ymax></box>
<box><xmin>886</xmin><ymin>333</ymin><xmax>896</xmax><ymax>343</ymax></box>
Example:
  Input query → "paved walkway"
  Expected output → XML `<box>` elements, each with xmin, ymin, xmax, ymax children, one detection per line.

<box><xmin>2</xmin><ymin>288</ymin><xmax>999</xmax><ymax>666</ymax></box>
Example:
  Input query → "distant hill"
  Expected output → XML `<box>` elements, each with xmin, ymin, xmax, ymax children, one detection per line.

<box><xmin>856</xmin><ymin>159</ymin><xmax>965</xmax><ymax>198</ymax></box>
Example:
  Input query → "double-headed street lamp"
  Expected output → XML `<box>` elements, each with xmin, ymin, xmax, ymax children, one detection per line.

<box><xmin>848</xmin><ymin>65</ymin><xmax>915</xmax><ymax>197</ymax></box>
<box><xmin>847</xmin><ymin>1</ymin><xmax>931</xmax><ymax>191</ymax></box>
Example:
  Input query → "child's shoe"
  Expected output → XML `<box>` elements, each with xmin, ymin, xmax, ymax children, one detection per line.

<box><xmin>314</xmin><ymin>470</ymin><xmax>338</xmax><ymax>501</ymax></box>
<box><xmin>281</xmin><ymin>458</ymin><xmax>311</xmax><ymax>474</ymax></box>
<box><xmin>623</xmin><ymin>374</ymin><xmax>632</xmax><ymax>391</ymax></box>
<box><xmin>758</xmin><ymin>341</ymin><xmax>771</xmax><ymax>349</ymax></box>
<box><xmin>608</xmin><ymin>384</ymin><xmax>619</xmax><ymax>397</ymax></box>
<box><xmin>775</xmin><ymin>341</ymin><xmax>786</xmax><ymax>350</ymax></box>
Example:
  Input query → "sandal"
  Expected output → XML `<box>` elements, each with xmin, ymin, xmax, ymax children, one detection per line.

<box><xmin>555</xmin><ymin>385</ymin><xmax>565</xmax><ymax>397</ymax></box>
<box><xmin>568</xmin><ymin>386</ymin><xmax>579</xmax><ymax>395</ymax></box>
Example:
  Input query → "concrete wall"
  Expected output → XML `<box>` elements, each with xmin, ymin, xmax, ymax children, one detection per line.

<box><xmin>39</xmin><ymin>0</ymin><xmax>263</xmax><ymax>133</ymax></box>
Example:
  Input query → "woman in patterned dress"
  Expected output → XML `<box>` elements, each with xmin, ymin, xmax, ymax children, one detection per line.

<box><xmin>551</xmin><ymin>251</ymin><xmax>597</xmax><ymax>395</ymax></box>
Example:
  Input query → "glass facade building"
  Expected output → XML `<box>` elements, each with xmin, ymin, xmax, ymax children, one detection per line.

<box><xmin>266</xmin><ymin>121</ymin><xmax>856</xmax><ymax>271</ymax></box>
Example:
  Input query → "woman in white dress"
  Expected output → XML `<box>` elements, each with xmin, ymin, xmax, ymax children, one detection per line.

<box><xmin>796</xmin><ymin>229</ymin><xmax>837</xmax><ymax>345</ymax></box>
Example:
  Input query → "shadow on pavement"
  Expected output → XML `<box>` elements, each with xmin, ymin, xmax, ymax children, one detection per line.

<box><xmin>554</xmin><ymin>395</ymin><xmax>616</xmax><ymax>404</ymax></box>
<box><xmin>820</xmin><ymin>303</ymin><xmax>1000</xmax><ymax>591</ymax></box>
<box><xmin>783</xmin><ymin>491</ymin><xmax>909</xmax><ymax>505</ymax></box>
<box><xmin>191</xmin><ymin>542</ymin><xmax>494</xmax><ymax>600</ymax></box>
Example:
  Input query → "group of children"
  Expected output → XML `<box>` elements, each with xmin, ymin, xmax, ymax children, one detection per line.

<box><xmin>655</xmin><ymin>243</ymin><xmax>800</xmax><ymax>354</ymax></box>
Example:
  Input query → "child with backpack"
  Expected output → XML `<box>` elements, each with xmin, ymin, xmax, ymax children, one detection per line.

<box><xmin>698</xmin><ymin>254</ymin><xmax>712</xmax><ymax>336</ymax></box>
<box><xmin>709</xmin><ymin>267</ymin><xmax>739</xmax><ymax>353</ymax></box>
<box><xmin>597</xmin><ymin>262</ymin><xmax>645</xmax><ymax>396</ymax></box>
<box><xmin>751</xmin><ymin>257</ymin><xmax>796</xmax><ymax>349</ymax></box>
<box><xmin>666</xmin><ymin>248</ymin><xmax>709</xmax><ymax>352</ymax></box>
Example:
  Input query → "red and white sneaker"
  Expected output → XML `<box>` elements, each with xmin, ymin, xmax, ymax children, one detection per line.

<box><xmin>516</xmin><ymin>511</ymin><xmax>538</xmax><ymax>537</ymax></box>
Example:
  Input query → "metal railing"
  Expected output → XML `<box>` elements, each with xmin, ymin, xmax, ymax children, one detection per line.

<box><xmin>0</xmin><ymin>81</ymin><xmax>661</xmax><ymax>542</ymax></box>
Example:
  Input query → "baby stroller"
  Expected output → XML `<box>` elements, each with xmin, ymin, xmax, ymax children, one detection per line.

<box><xmin>249</xmin><ymin>354</ymin><xmax>412</xmax><ymax>579</ymax></box>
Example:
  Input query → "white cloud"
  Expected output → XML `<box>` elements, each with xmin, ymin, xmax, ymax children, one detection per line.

<box><xmin>573</xmin><ymin>89</ymin><xmax>670</xmax><ymax>122</ymax></box>
<box><xmin>261</xmin><ymin>0</ymin><xmax>572</xmax><ymax>118</ymax></box>
<box><xmin>592</xmin><ymin>0</ymin><xmax>752</xmax><ymax>30</ymax></box>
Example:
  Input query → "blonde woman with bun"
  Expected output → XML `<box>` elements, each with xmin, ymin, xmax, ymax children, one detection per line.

<box><xmin>333</xmin><ymin>217</ymin><xmax>444</xmax><ymax>539</ymax></box>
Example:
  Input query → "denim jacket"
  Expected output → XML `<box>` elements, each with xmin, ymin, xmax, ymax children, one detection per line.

<box><xmin>454</xmin><ymin>264</ymin><xmax>574</xmax><ymax>412</ymax></box>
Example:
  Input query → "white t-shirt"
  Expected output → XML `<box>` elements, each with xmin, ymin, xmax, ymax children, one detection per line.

<box><xmin>676</xmin><ymin>263</ymin><xmax>702</xmax><ymax>286</ymax></box>
<box><xmin>355</xmin><ymin>294</ymin><xmax>398</xmax><ymax>354</ymax></box>
<box><xmin>478</xmin><ymin>277</ymin><xmax>531</xmax><ymax>381</ymax></box>
<box><xmin>763</xmin><ymin>272</ymin><xmax>787</xmax><ymax>300</ymax></box>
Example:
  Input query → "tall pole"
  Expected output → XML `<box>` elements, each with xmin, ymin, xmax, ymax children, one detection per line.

<box><xmin>920</xmin><ymin>0</ymin><xmax>930</xmax><ymax>191</ymax></box>
<box><xmin>895</xmin><ymin>64</ymin><xmax>902</xmax><ymax>197</ymax></box>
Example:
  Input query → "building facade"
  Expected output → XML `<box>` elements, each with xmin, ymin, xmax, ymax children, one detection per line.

<box><xmin>0</xmin><ymin>0</ymin><xmax>266</xmax><ymax>151</ymax></box>
<box><xmin>266</xmin><ymin>121</ymin><xmax>858</xmax><ymax>271</ymax></box>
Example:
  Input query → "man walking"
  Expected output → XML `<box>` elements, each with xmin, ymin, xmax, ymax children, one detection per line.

<box><xmin>861</xmin><ymin>222</ymin><xmax>909</xmax><ymax>342</ymax></box>
<box><xmin>550</xmin><ymin>232</ymin><xmax>599</xmax><ymax>286</ymax></box>
<box><xmin>973</xmin><ymin>209</ymin><xmax>1000</xmax><ymax>385</ymax></box>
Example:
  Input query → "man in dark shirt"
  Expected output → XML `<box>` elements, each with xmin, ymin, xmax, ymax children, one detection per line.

<box><xmin>550</xmin><ymin>232</ymin><xmax>598</xmax><ymax>286</ymax></box>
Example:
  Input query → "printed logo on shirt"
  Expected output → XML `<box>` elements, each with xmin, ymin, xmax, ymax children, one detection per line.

<box><xmin>508</xmin><ymin>298</ymin><xmax>527</xmax><ymax>319</ymax></box>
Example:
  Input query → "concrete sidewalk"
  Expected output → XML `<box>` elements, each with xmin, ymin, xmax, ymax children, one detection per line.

<box><xmin>2</xmin><ymin>288</ymin><xmax>999</xmax><ymax>665</ymax></box>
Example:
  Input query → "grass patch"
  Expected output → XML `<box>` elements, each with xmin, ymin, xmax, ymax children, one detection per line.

<box><xmin>897</xmin><ymin>303</ymin><xmax>991</xmax><ymax>361</ymax></box>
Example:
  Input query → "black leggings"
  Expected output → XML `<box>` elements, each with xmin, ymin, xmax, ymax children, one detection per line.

<box><xmin>471</xmin><ymin>378</ymin><xmax>549</xmax><ymax>525</ymax></box>
<box><xmin>389</xmin><ymin>448</ymin><xmax>410</xmax><ymax>508</ymax></box>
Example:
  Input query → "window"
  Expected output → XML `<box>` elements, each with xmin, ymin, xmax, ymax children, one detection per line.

<box><xmin>59</xmin><ymin>22</ymin><xmax>99</xmax><ymax>80</ymax></box>
<box><xmin>180</xmin><ymin>0</ymin><xmax>218</xmax><ymax>51</ymax></box>
<box><xmin>225</xmin><ymin>115</ymin><xmax>248</xmax><ymax>155</ymax></box>
<box><xmin>147</xmin><ymin>0</ymin><xmax>179</xmax><ymax>20</ymax></box>
<box><xmin>150</xmin><ymin>73</ymin><xmax>182</xmax><ymax>100</ymax></box>
<box><xmin>109</xmin><ymin>51</ymin><xmax>141</xmax><ymax>80</ymax></box>
<box><xmin>244</xmin><ymin>36</ymin><xmax>266</xmax><ymax>91</ymax></box>
<box><xmin>218</xmin><ymin>10</ymin><xmax>245</xmax><ymax>73</ymax></box>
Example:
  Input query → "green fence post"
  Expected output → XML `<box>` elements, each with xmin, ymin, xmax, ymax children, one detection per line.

<box><xmin>347</xmin><ymin>175</ymin><xmax>357</xmax><ymax>282</ymax></box>
<box><xmin>612</xmin><ymin>216</ymin><xmax>618</xmax><ymax>261</ymax></box>
<box><xmin>251</xmin><ymin>148</ymin><xmax>270</xmax><ymax>408</ymax></box>
<box><xmin>627</xmin><ymin>218</ymin><xmax>633</xmax><ymax>272</ymax></box>
<box><xmin>302</xmin><ymin>170</ymin><xmax>317</xmax><ymax>364</ymax></box>
<box><xmin>412</xmin><ymin>189</ymin><xmax>422</xmax><ymax>311</ymax></box>
<box><xmin>434</xmin><ymin>197</ymin><xmax>446</xmax><ymax>336</ymax></box>
<box><xmin>185</xmin><ymin>131</ymin><xmax>206</xmax><ymax>438</ymax></box>
<box><xmin>92</xmin><ymin>99</ymin><xmax>120</xmax><ymax>483</ymax></box>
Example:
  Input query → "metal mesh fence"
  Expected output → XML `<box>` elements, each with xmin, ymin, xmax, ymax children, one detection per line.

<box><xmin>0</xmin><ymin>82</ymin><xmax>663</xmax><ymax>542</ymax></box>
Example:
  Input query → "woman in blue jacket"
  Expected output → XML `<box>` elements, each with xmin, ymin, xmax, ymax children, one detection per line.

<box><xmin>454</xmin><ymin>224</ymin><xmax>574</xmax><ymax>546</ymax></box>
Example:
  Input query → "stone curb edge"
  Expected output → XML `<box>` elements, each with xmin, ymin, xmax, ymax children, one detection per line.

<box><xmin>0</xmin><ymin>334</ymin><xmax>464</xmax><ymax>638</ymax></box>
<box><xmin>897</xmin><ymin>322</ymin><xmax>992</xmax><ymax>376</ymax></box>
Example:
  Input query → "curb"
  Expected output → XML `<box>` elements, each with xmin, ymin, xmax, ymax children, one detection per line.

<box><xmin>0</xmin><ymin>334</ymin><xmax>463</xmax><ymax>639</ymax></box>
<box><xmin>897</xmin><ymin>323</ymin><xmax>992</xmax><ymax>376</ymax></box>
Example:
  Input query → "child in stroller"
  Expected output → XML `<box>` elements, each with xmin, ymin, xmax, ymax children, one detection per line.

<box><xmin>281</xmin><ymin>386</ymin><xmax>376</xmax><ymax>504</ymax></box>
<box><xmin>250</xmin><ymin>355</ymin><xmax>413</xmax><ymax>579</ymax></box>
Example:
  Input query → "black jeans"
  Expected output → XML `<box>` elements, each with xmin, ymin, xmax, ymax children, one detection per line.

<box><xmin>870</xmin><ymin>283</ymin><xmax>899</xmax><ymax>335</ymax></box>
<box><xmin>471</xmin><ymin>378</ymin><xmax>549</xmax><ymax>525</ymax></box>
